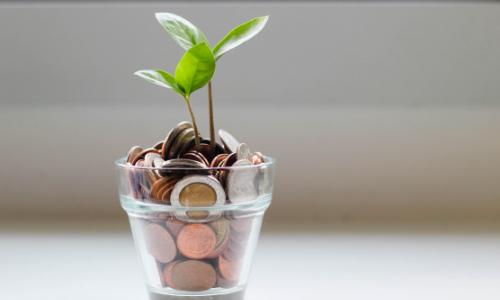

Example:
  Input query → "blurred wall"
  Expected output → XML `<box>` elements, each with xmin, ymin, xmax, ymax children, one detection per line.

<box><xmin>1</xmin><ymin>2</ymin><xmax>500</xmax><ymax>223</ymax></box>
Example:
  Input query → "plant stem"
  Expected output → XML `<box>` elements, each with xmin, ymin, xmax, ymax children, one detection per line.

<box><xmin>208</xmin><ymin>80</ymin><xmax>216</xmax><ymax>154</ymax></box>
<box><xmin>185</xmin><ymin>96</ymin><xmax>201</xmax><ymax>149</ymax></box>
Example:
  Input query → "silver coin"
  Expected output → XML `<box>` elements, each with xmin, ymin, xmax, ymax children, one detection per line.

<box><xmin>144</xmin><ymin>152</ymin><xmax>163</xmax><ymax>167</ymax></box>
<box><xmin>170</xmin><ymin>175</ymin><xmax>225</xmax><ymax>222</ymax></box>
<box><xmin>218</xmin><ymin>129</ymin><xmax>240</xmax><ymax>153</ymax></box>
<box><xmin>226</xmin><ymin>159</ymin><xmax>259</xmax><ymax>203</ymax></box>
<box><xmin>236</xmin><ymin>143</ymin><xmax>251</xmax><ymax>161</ymax></box>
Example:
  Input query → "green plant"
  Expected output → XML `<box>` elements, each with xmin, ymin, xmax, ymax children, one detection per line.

<box><xmin>135</xmin><ymin>12</ymin><xmax>269</xmax><ymax>151</ymax></box>
<box><xmin>134</xmin><ymin>42</ymin><xmax>215</xmax><ymax>148</ymax></box>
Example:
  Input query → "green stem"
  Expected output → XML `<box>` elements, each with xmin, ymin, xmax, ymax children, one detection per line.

<box><xmin>208</xmin><ymin>80</ymin><xmax>216</xmax><ymax>155</ymax></box>
<box><xmin>185</xmin><ymin>96</ymin><xmax>201</xmax><ymax>149</ymax></box>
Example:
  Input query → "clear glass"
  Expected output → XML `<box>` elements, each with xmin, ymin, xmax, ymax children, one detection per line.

<box><xmin>115</xmin><ymin>157</ymin><xmax>275</xmax><ymax>300</ymax></box>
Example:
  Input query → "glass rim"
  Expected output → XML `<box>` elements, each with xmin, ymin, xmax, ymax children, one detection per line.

<box><xmin>114</xmin><ymin>155</ymin><xmax>276</xmax><ymax>171</ymax></box>
<box><xmin>121</xmin><ymin>194</ymin><xmax>272</xmax><ymax>213</ymax></box>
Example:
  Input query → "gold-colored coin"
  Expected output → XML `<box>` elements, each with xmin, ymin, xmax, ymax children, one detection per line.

<box><xmin>180</xmin><ymin>183</ymin><xmax>217</xmax><ymax>207</ymax></box>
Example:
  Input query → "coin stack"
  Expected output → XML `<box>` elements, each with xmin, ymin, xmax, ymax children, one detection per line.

<box><xmin>142</xmin><ymin>216</ymin><xmax>251</xmax><ymax>291</ymax></box>
<box><xmin>125</xmin><ymin>121</ymin><xmax>267</xmax><ymax>206</ymax></box>
<box><xmin>124</xmin><ymin>121</ymin><xmax>267</xmax><ymax>291</ymax></box>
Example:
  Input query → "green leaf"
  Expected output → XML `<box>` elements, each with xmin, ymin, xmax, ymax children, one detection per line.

<box><xmin>213</xmin><ymin>16</ymin><xmax>269</xmax><ymax>60</ymax></box>
<box><xmin>175</xmin><ymin>43</ymin><xmax>215</xmax><ymax>97</ymax></box>
<box><xmin>134</xmin><ymin>69</ymin><xmax>183</xmax><ymax>95</ymax></box>
<box><xmin>155</xmin><ymin>12</ymin><xmax>209</xmax><ymax>50</ymax></box>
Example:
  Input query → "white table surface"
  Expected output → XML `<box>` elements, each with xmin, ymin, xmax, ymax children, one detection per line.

<box><xmin>2</xmin><ymin>223</ymin><xmax>500</xmax><ymax>300</ymax></box>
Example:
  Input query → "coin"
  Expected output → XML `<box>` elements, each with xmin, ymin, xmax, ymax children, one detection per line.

<box><xmin>164</xmin><ymin>260</ymin><xmax>216</xmax><ymax>291</ymax></box>
<box><xmin>236</xmin><ymin>143</ymin><xmax>251</xmax><ymax>161</ymax></box>
<box><xmin>218</xmin><ymin>255</ymin><xmax>241</xmax><ymax>282</ymax></box>
<box><xmin>171</xmin><ymin>175</ymin><xmax>225</xmax><ymax>207</ymax></box>
<box><xmin>162</xmin><ymin>121</ymin><xmax>193</xmax><ymax>160</ymax></box>
<box><xmin>150</xmin><ymin>176</ymin><xmax>179</xmax><ymax>203</ymax></box>
<box><xmin>159</xmin><ymin>181</ymin><xmax>176</xmax><ymax>203</ymax></box>
<box><xmin>216</xmin><ymin>152</ymin><xmax>238</xmax><ymax>187</ymax></box>
<box><xmin>226</xmin><ymin>159</ymin><xmax>259</xmax><ymax>203</ymax></box>
<box><xmin>169</xmin><ymin>127</ymin><xmax>195</xmax><ymax>159</ymax></box>
<box><xmin>158</xmin><ymin>158</ymin><xmax>208</xmax><ymax>177</ymax></box>
<box><xmin>182</xmin><ymin>150</ymin><xmax>209</xmax><ymax>167</ymax></box>
<box><xmin>144</xmin><ymin>223</ymin><xmax>176</xmax><ymax>264</ymax></box>
<box><xmin>163</xmin><ymin>260</ymin><xmax>180</xmax><ymax>287</ymax></box>
<box><xmin>127</xmin><ymin>145</ymin><xmax>143</xmax><ymax>164</ymax></box>
<box><xmin>132</xmin><ymin>147</ymin><xmax>159</xmax><ymax>165</ymax></box>
<box><xmin>165</xmin><ymin>217</ymin><xmax>185</xmax><ymax>237</ymax></box>
<box><xmin>135</xmin><ymin>160</ymin><xmax>154</xmax><ymax>198</ymax></box>
<box><xmin>176</xmin><ymin>224</ymin><xmax>216</xmax><ymax>259</ymax></box>
<box><xmin>144</xmin><ymin>152</ymin><xmax>163</xmax><ymax>167</ymax></box>
<box><xmin>197</xmin><ymin>142</ymin><xmax>224</xmax><ymax>162</ymax></box>
<box><xmin>218</xmin><ymin>129</ymin><xmax>240</xmax><ymax>153</ymax></box>
<box><xmin>210</xmin><ymin>154</ymin><xmax>228</xmax><ymax>168</ymax></box>
<box><xmin>170</xmin><ymin>175</ymin><xmax>226</xmax><ymax>220</ymax></box>
<box><xmin>250</xmin><ymin>151</ymin><xmax>265</xmax><ymax>165</ymax></box>
<box><xmin>207</xmin><ymin>219</ymin><xmax>230</xmax><ymax>258</ymax></box>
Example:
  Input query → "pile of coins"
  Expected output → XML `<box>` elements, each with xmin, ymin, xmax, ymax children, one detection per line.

<box><xmin>142</xmin><ymin>216</ymin><xmax>252</xmax><ymax>291</ymax></box>
<box><xmin>125</xmin><ymin>121</ymin><xmax>268</xmax><ymax>208</ymax></box>
<box><xmin>123</xmin><ymin>121</ymin><xmax>270</xmax><ymax>291</ymax></box>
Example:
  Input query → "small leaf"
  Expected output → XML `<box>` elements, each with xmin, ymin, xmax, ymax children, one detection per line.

<box><xmin>134</xmin><ymin>69</ymin><xmax>183</xmax><ymax>95</ymax></box>
<box><xmin>213</xmin><ymin>16</ymin><xmax>268</xmax><ymax>60</ymax></box>
<box><xmin>155</xmin><ymin>12</ymin><xmax>209</xmax><ymax>50</ymax></box>
<box><xmin>175</xmin><ymin>43</ymin><xmax>215</xmax><ymax>97</ymax></box>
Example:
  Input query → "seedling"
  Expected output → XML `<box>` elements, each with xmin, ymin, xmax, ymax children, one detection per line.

<box><xmin>135</xmin><ymin>12</ymin><xmax>269</xmax><ymax>150</ymax></box>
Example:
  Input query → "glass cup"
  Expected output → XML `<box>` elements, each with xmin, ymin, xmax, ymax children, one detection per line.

<box><xmin>115</xmin><ymin>157</ymin><xmax>275</xmax><ymax>300</ymax></box>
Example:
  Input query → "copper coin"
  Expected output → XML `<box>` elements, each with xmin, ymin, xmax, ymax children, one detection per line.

<box><xmin>182</xmin><ymin>150</ymin><xmax>209</xmax><ymax>167</ymax></box>
<box><xmin>132</xmin><ymin>147</ymin><xmax>159</xmax><ymax>165</ymax></box>
<box><xmin>159</xmin><ymin>181</ymin><xmax>176</xmax><ymax>203</ymax></box>
<box><xmin>207</xmin><ymin>219</ymin><xmax>230</xmax><ymax>258</ymax></box>
<box><xmin>165</xmin><ymin>217</ymin><xmax>185</xmax><ymax>237</ymax></box>
<box><xmin>127</xmin><ymin>145</ymin><xmax>143</xmax><ymax>164</ymax></box>
<box><xmin>144</xmin><ymin>223</ymin><xmax>176</xmax><ymax>264</ymax></box>
<box><xmin>165</xmin><ymin>260</ymin><xmax>216</xmax><ymax>291</ymax></box>
<box><xmin>176</xmin><ymin>224</ymin><xmax>216</xmax><ymax>259</ymax></box>
<box><xmin>150</xmin><ymin>177</ymin><xmax>178</xmax><ymax>202</ymax></box>
<box><xmin>218</xmin><ymin>255</ymin><xmax>241</xmax><ymax>282</ymax></box>
<box><xmin>210</xmin><ymin>154</ymin><xmax>228</xmax><ymax>168</ymax></box>
<box><xmin>163</xmin><ymin>260</ymin><xmax>180</xmax><ymax>287</ymax></box>
<box><xmin>224</xmin><ymin>152</ymin><xmax>238</xmax><ymax>167</ymax></box>
<box><xmin>251</xmin><ymin>151</ymin><xmax>265</xmax><ymax>165</ymax></box>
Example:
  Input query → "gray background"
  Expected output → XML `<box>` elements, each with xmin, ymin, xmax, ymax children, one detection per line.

<box><xmin>1</xmin><ymin>2</ymin><xmax>500</xmax><ymax>224</ymax></box>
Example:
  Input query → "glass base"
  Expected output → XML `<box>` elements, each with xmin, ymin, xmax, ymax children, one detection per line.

<box><xmin>148</xmin><ymin>287</ymin><xmax>245</xmax><ymax>300</ymax></box>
